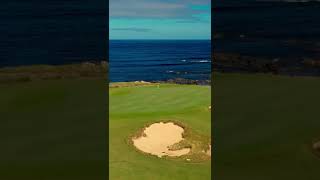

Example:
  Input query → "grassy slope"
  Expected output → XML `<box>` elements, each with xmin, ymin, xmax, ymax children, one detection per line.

<box><xmin>109</xmin><ymin>84</ymin><xmax>211</xmax><ymax>180</ymax></box>
<box><xmin>0</xmin><ymin>79</ymin><xmax>107</xmax><ymax>180</ymax></box>
<box><xmin>214</xmin><ymin>73</ymin><xmax>320</xmax><ymax>180</ymax></box>
<box><xmin>5</xmin><ymin>70</ymin><xmax>319</xmax><ymax>179</ymax></box>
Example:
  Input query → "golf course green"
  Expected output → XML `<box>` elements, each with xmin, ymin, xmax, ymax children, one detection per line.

<box><xmin>0</xmin><ymin>78</ymin><xmax>107</xmax><ymax>180</ymax></box>
<box><xmin>3</xmin><ymin>66</ymin><xmax>320</xmax><ymax>180</ymax></box>
<box><xmin>214</xmin><ymin>73</ymin><xmax>320</xmax><ymax>180</ymax></box>
<box><xmin>109</xmin><ymin>83</ymin><xmax>211</xmax><ymax>180</ymax></box>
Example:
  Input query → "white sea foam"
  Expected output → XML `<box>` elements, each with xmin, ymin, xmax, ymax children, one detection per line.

<box><xmin>190</xmin><ymin>60</ymin><xmax>211</xmax><ymax>63</ymax></box>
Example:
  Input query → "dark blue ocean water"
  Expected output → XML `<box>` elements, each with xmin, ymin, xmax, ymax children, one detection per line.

<box><xmin>214</xmin><ymin>1</ymin><xmax>320</xmax><ymax>61</ymax></box>
<box><xmin>109</xmin><ymin>40</ymin><xmax>211</xmax><ymax>82</ymax></box>
<box><xmin>0</xmin><ymin>1</ymin><xmax>107</xmax><ymax>67</ymax></box>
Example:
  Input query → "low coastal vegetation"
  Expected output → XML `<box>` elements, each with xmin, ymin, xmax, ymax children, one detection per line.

<box><xmin>0</xmin><ymin>61</ymin><xmax>108</xmax><ymax>83</ymax></box>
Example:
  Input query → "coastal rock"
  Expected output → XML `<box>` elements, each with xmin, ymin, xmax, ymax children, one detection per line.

<box><xmin>101</xmin><ymin>61</ymin><xmax>108</xmax><ymax>68</ymax></box>
<box><xmin>313</xmin><ymin>141</ymin><xmax>320</xmax><ymax>151</ymax></box>
<box><xmin>160</xmin><ymin>78</ymin><xmax>211</xmax><ymax>85</ymax></box>
<box><xmin>213</xmin><ymin>52</ymin><xmax>284</xmax><ymax>74</ymax></box>
<box><xmin>303</xmin><ymin>59</ymin><xmax>320</xmax><ymax>68</ymax></box>
<box><xmin>81</xmin><ymin>62</ymin><xmax>96</xmax><ymax>68</ymax></box>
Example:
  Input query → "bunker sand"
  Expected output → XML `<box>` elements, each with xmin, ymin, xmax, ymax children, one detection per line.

<box><xmin>132</xmin><ymin>122</ymin><xmax>191</xmax><ymax>157</ymax></box>
<box><xmin>206</xmin><ymin>145</ymin><xmax>211</xmax><ymax>156</ymax></box>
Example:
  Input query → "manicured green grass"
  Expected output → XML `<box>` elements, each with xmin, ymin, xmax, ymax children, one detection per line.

<box><xmin>0</xmin><ymin>79</ymin><xmax>107</xmax><ymax>180</ymax></box>
<box><xmin>214</xmin><ymin>73</ymin><xmax>320</xmax><ymax>180</ymax></box>
<box><xmin>109</xmin><ymin>84</ymin><xmax>211</xmax><ymax>180</ymax></box>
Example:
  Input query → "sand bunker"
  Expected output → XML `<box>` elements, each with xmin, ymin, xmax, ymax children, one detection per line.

<box><xmin>132</xmin><ymin>122</ymin><xmax>191</xmax><ymax>157</ymax></box>
<box><xmin>206</xmin><ymin>145</ymin><xmax>211</xmax><ymax>156</ymax></box>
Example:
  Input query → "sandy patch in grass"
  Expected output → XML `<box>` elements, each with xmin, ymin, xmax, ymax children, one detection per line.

<box><xmin>206</xmin><ymin>145</ymin><xmax>211</xmax><ymax>156</ymax></box>
<box><xmin>132</xmin><ymin>122</ymin><xmax>191</xmax><ymax>157</ymax></box>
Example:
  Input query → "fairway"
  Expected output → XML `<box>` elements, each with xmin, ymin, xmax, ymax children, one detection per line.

<box><xmin>109</xmin><ymin>84</ymin><xmax>211</xmax><ymax>180</ymax></box>
<box><xmin>0</xmin><ymin>79</ymin><xmax>107</xmax><ymax>179</ymax></box>
<box><xmin>214</xmin><ymin>73</ymin><xmax>320</xmax><ymax>180</ymax></box>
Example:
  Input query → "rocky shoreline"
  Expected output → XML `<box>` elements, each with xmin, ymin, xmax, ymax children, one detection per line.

<box><xmin>153</xmin><ymin>78</ymin><xmax>211</xmax><ymax>85</ymax></box>
<box><xmin>0</xmin><ymin>61</ymin><xmax>108</xmax><ymax>83</ymax></box>
<box><xmin>213</xmin><ymin>52</ymin><xmax>320</xmax><ymax>76</ymax></box>
<box><xmin>0</xmin><ymin>61</ymin><xmax>213</xmax><ymax>85</ymax></box>
<box><xmin>4</xmin><ymin>53</ymin><xmax>320</xmax><ymax>84</ymax></box>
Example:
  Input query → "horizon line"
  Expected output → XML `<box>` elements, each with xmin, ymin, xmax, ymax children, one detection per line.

<box><xmin>109</xmin><ymin>39</ymin><xmax>211</xmax><ymax>41</ymax></box>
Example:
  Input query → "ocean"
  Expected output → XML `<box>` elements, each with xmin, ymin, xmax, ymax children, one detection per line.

<box><xmin>109</xmin><ymin>40</ymin><xmax>211</xmax><ymax>82</ymax></box>
<box><xmin>214</xmin><ymin>1</ymin><xmax>320</xmax><ymax>62</ymax></box>
<box><xmin>4</xmin><ymin>1</ymin><xmax>319</xmax><ymax>80</ymax></box>
<box><xmin>0</xmin><ymin>0</ymin><xmax>107</xmax><ymax>67</ymax></box>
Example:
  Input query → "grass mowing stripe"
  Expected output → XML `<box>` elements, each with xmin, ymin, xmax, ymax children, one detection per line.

<box><xmin>110</xmin><ymin>84</ymin><xmax>211</xmax><ymax>180</ymax></box>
